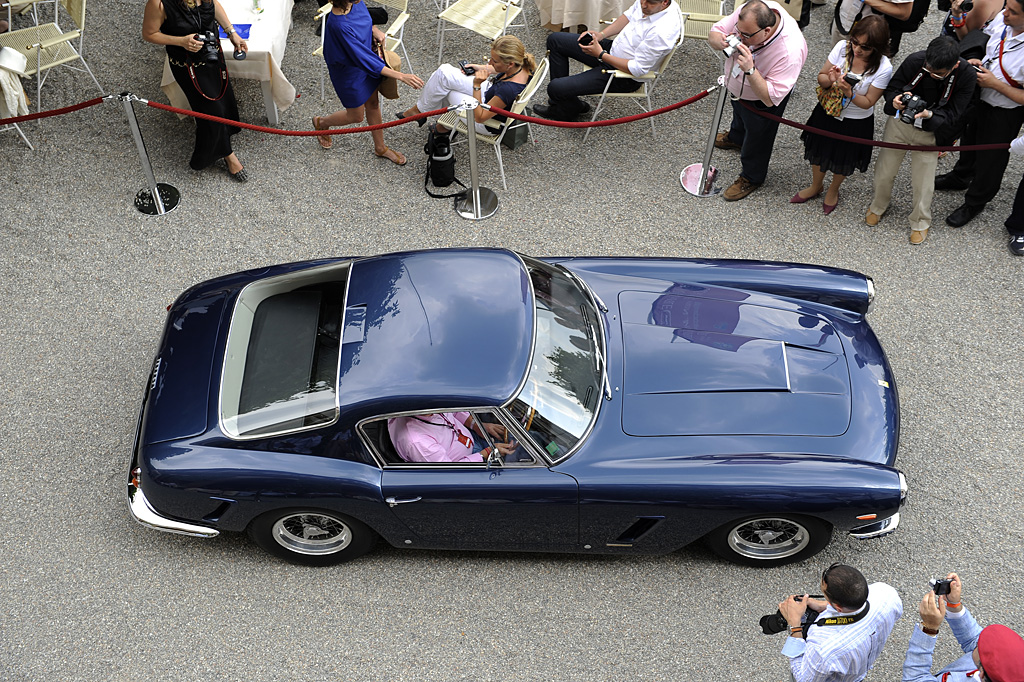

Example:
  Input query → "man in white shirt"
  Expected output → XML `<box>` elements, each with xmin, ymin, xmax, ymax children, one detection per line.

<box><xmin>936</xmin><ymin>0</ymin><xmax>1024</xmax><ymax>229</ymax></box>
<box><xmin>778</xmin><ymin>563</ymin><xmax>903</xmax><ymax>682</ymax></box>
<box><xmin>533</xmin><ymin>0</ymin><xmax>682</xmax><ymax>121</ymax></box>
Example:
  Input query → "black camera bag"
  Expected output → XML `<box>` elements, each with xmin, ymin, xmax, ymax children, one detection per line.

<box><xmin>424</xmin><ymin>129</ymin><xmax>465</xmax><ymax>199</ymax></box>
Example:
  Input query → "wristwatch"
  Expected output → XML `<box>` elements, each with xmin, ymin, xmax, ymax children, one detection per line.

<box><xmin>744</xmin><ymin>65</ymin><xmax>755</xmax><ymax>76</ymax></box>
<box><xmin>598</xmin><ymin>49</ymin><xmax>608</xmax><ymax>61</ymax></box>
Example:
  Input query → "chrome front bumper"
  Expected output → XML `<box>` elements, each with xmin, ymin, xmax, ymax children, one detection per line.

<box><xmin>127</xmin><ymin>478</ymin><xmax>220</xmax><ymax>538</ymax></box>
<box><xmin>849</xmin><ymin>512</ymin><xmax>900</xmax><ymax>540</ymax></box>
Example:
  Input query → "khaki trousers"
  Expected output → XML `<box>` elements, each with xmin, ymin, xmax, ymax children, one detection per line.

<box><xmin>870</xmin><ymin>116</ymin><xmax>939</xmax><ymax>233</ymax></box>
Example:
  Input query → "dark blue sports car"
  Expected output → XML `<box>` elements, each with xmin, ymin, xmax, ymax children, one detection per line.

<box><xmin>128</xmin><ymin>249</ymin><xmax>906</xmax><ymax>566</ymax></box>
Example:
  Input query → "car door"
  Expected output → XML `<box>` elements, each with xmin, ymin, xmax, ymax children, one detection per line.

<box><xmin>380</xmin><ymin>465</ymin><xmax>579</xmax><ymax>551</ymax></box>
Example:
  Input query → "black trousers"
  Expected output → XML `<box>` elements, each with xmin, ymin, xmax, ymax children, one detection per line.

<box><xmin>947</xmin><ymin>101</ymin><xmax>1024</xmax><ymax>209</ymax></box>
<box><xmin>1006</xmin><ymin>174</ymin><xmax>1024</xmax><ymax>236</ymax></box>
<box><xmin>728</xmin><ymin>93</ymin><xmax>792</xmax><ymax>185</ymax></box>
<box><xmin>544</xmin><ymin>32</ymin><xmax>643</xmax><ymax>115</ymax></box>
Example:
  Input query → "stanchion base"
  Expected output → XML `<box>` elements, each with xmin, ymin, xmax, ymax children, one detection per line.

<box><xmin>134</xmin><ymin>183</ymin><xmax>181</xmax><ymax>215</ymax></box>
<box><xmin>680</xmin><ymin>163</ymin><xmax>721</xmax><ymax>198</ymax></box>
<box><xmin>455</xmin><ymin>188</ymin><xmax>499</xmax><ymax>220</ymax></box>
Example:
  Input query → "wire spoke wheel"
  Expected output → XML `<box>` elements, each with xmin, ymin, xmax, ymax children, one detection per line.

<box><xmin>270</xmin><ymin>512</ymin><xmax>354</xmax><ymax>555</ymax></box>
<box><xmin>727</xmin><ymin>517</ymin><xmax>810</xmax><ymax>560</ymax></box>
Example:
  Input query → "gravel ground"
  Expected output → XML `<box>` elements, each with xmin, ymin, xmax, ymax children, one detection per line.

<box><xmin>1</xmin><ymin>1</ymin><xmax>1022</xmax><ymax>680</ymax></box>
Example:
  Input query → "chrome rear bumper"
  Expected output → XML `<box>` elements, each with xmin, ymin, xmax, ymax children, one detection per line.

<box><xmin>849</xmin><ymin>512</ymin><xmax>900</xmax><ymax>540</ymax></box>
<box><xmin>127</xmin><ymin>479</ymin><xmax>219</xmax><ymax>538</ymax></box>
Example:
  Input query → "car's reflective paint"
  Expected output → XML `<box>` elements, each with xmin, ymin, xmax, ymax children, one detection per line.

<box><xmin>130</xmin><ymin>249</ymin><xmax>902</xmax><ymax>562</ymax></box>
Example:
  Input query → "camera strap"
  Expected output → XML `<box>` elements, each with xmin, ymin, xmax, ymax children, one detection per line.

<box><xmin>811</xmin><ymin>601</ymin><xmax>870</xmax><ymax>628</ymax></box>
<box><xmin>998</xmin><ymin>27</ymin><xmax>1024</xmax><ymax>89</ymax></box>
<box><xmin>187</xmin><ymin>42</ymin><xmax>229</xmax><ymax>102</ymax></box>
<box><xmin>907</xmin><ymin>67</ymin><xmax>958</xmax><ymax>107</ymax></box>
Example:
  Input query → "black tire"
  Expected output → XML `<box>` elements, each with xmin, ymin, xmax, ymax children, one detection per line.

<box><xmin>247</xmin><ymin>509</ymin><xmax>378</xmax><ymax>566</ymax></box>
<box><xmin>704</xmin><ymin>514</ymin><xmax>833</xmax><ymax>567</ymax></box>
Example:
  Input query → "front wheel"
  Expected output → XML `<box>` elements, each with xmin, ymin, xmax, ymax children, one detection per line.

<box><xmin>248</xmin><ymin>509</ymin><xmax>378</xmax><ymax>566</ymax></box>
<box><xmin>704</xmin><ymin>515</ymin><xmax>832</xmax><ymax>567</ymax></box>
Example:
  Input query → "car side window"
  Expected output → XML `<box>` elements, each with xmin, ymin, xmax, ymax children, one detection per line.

<box><xmin>362</xmin><ymin>410</ymin><xmax>539</xmax><ymax>467</ymax></box>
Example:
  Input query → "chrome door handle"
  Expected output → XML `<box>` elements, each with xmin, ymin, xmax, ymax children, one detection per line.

<box><xmin>385</xmin><ymin>496</ymin><xmax>422</xmax><ymax>507</ymax></box>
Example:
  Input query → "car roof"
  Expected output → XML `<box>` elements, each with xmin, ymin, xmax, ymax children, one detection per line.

<box><xmin>337</xmin><ymin>249</ymin><xmax>534</xmax><ymax>419</ymax></box>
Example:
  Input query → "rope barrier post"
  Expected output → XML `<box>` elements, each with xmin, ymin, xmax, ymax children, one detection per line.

<box><xmin>111</xmin><ymin>92</ymin><xmax>181</xmax><ymax>216</ymax></box>
<box><xmin>681</xmin><ymin>77</ymin><xmax>728</xmax><ymax>197</ymax></box>
<box><xmin>453</xmin><ymin>101</ymin><xmax>498</xmax><ymax>220</ymax></box>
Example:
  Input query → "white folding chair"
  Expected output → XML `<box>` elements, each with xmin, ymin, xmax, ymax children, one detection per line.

<box><xmin>0</xmin><ymin>0</ymin><xmax>102</xmax><ymax>112</ymax></box>
<box><xmin>436</xmin><ymin>0</ymin><xmax>526</xmax><ymax>64</ymax></box>
<box><xmin>676</xmin><ymin>0</ymin><xmax>725</xmax><ymax>40</ymax></box>
<box><xmin>435</xmin><ymin>56</ymin><xmax>549</xmax><ymax>190</ymax></box>
<box><xmin>582</xmin><ymin>3</ymin><xmax>685</xmax><ymax>142</ymax></box>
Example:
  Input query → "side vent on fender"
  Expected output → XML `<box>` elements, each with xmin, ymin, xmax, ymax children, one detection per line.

<box><xmin>607</xmin><ymin>516</ymin><xmax>665</xmax><ymax>547</ymax></box>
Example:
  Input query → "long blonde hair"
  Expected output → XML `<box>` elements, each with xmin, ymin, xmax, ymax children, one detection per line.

<box><xmin>491</xmin><ymin>35</ymin><xmax>535</xmax><ymax>73</ymax></box>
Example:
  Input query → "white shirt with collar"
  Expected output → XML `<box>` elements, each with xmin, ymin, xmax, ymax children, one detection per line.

<box><xmin>782</xmin><ymin>582</ymin><xmax>904</xmax><ymax>682</ymax></box>
<box><xmin>979</xmin><ymin>12</ymin><xmax>1024</xmax><ymax>108</ymax></box>
<box><xmin>609</xmin><ymin>0</ymin><xmax>682</xmax><ymax>79</ymax></box>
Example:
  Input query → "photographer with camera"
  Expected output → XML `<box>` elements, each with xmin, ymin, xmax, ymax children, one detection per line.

<box><xmin>532</xmin><ymin>0</ymin><xmax>682</xmax><ymax>122</ymax></box>
<box><xmin>903</xmin><ymin>573</ymin><xmax>1024</xmax><ymax>681</ymax></box>
<box><xmin>934</xmin><ymin>0</ymin><xmax>1024</xmax><ymax>233</ymax></box>
<box><xmin>709</xmin><ymin>0</ymin><xmax>807</xmax><ymax>201</ymax></box>
<box><xmin>143</xmin><ymin>0</ymin><xmax>250</xmax><ymax>181</ymax></box>
<box><xmin>865</xmin><ymin>36</ymin><xmax>977</xmax><ymax>244</ymax></box>
<box><xmin>769</xmin><ymin>563</ymin><xmax>902</xmax><ymax>682</ymax></box>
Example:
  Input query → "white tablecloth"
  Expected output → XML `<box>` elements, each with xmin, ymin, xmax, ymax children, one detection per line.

<box><xmin>160</xmin><ymin>0</ymin><xmax>296</xmax><ymax>122</ymax></box>
<box><xmin>533</xmin><ymin>0</ymin><xmax>632</xmax><ymax>31</ymax></box>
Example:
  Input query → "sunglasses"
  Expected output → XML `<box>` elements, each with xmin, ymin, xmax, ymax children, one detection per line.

<box><xmin>850</xmin><ymin>38</ymin><xmax>874</xmax><ymax>51</ymax></box>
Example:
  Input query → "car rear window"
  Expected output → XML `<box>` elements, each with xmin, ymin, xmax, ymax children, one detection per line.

<box><xmin>220</xmin><ymin>263</ymin><xmax>351</xmax><ymax>439</ymax></box>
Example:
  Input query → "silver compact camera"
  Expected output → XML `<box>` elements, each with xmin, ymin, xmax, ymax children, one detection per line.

<box><xmin>723</xmin><ymin>34</ymin><xmax>742</xmax><ymax>57</ymax></box>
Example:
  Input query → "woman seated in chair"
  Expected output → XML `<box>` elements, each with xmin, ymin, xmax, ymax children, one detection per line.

<box><xmin>396</xmin><ymin>35</ymin><xmax>534</xmax><ymax>135</ymax></box>
<box><xmin>388</xmin><ymin>412</ymin><xmax>516</xmax><ymax>463</ymax></box>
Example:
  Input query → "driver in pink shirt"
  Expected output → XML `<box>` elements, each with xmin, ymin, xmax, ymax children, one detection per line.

<box><xmin>388</xmin><ymin>412</ymin><xmax>516</xmax><ymax>463</ymax></box>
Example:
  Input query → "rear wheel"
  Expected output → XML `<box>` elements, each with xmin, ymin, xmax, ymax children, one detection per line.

<box><xmin>248</xmin><ymin>509</ymin><xmax>378</xmax><ymax>566</ymax></box>
<box><xmin>705</xmin><ymin>515</ymin><xmax>832</xmax><ymax>567</ymax></box>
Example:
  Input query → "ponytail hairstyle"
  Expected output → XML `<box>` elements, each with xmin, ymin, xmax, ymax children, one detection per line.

<box><xmin>491</xmin><ymin>35</ymin><xmax>536</xmax><ymax>73</ymax></box>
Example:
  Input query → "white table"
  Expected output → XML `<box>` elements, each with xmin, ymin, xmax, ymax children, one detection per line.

<box><xmin>160</xmin><ymin>0</ymin><xmax>296</xmax><ymax>125</ymax></box>
<box><xmin>533</xmin><ymin>0</ymin><xmax>632</xmax><ymax>31</ymax></box>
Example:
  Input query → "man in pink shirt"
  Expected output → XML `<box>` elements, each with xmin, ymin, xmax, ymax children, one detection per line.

<box><xmin>709</xmin><ymin>0</ymin><xmax>807</xmax><ymax>200</ymax></box>
<box><xmin>388</xmin><ymin>412</ymin><xmax>515</xmax><ymax>463</ymax></box>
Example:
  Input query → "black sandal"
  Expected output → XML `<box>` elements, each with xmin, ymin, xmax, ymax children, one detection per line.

<box><xmin>395</xmin><ymin>111</ymin><xmax>427</xmax><ymax>127</ymax></box>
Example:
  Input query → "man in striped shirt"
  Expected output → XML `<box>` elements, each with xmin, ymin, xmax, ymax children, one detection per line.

<box><xmin>778</xmin><ymin>563</ymin><xmax>904</xmax><ymax>682</ymax></box>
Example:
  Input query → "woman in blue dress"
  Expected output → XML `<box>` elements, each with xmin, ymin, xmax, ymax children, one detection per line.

<box><xmin>312</xmin><ymin>0</ymin><xmax>423</xmax><ymax>163</ymax></box>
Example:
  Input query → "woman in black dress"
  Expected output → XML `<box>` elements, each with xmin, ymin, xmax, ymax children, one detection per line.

<box><xmin>143</xmin><ymin>0</ymin><xmax>249</xmax><ymax>181</ymax></box>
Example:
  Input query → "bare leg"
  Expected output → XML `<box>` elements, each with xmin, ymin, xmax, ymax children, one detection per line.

<box><xmin>367</xmin><ymin>91</ymin><xmax>405</xmax><ymax>165</ymax></box>
<box><xmin>320</xmin><ymin>105</ymin><xmax>366</xmax><ymax>128</ymax></box>
<box><xmin>400</xmin><ymin>104</ymin><xmax>422</xmax><ymax>118</ymax></box>
<box><xmin>797</xmin><ymin>165</ymin><xmax>827</xmax><ymax>200</ymax></box>
<box><xmin>825</xmin><ymin>173</ymin><xmax>846</xmax><ymax>205</ymax></box>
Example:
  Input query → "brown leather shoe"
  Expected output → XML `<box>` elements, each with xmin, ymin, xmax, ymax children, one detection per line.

<box><xmin>909</xmin><ymin>228</ymin><xmax>929</xmax><ymax>245</ymax></box>
<box><xmin>715</xmin><ymin>132</ymin><xmax>741</xmax><ymax>151</ymax></box>
<box><xmin>722</xmin><ymin>176</ymin><xmax>760</xmax><ymax>201</ymax></box>
<box><xmin>865</xmin><ymin>210</ymin><xmax>881</xmax><ymax>227</ymax></box>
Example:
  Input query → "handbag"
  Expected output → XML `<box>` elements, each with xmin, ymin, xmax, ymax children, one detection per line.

<box><xmin>424</xmin><ymin>128</ymin><xmax>466</xmax><ymax>199</ymax></box>
<box><xmin>815</xmin><ymin>83</ymin><xmax>845</xmax><ymax>117</ymax></box>
<box><xmin>373</xmin><ymin>38</ymin><xmax>402</xmax><ymax>100</ymax></box>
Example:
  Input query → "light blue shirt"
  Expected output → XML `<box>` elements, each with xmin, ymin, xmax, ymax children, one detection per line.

<box><xmin>902</xmin><ymin>608</ymin><xmax>983</xmax><ymax>682</ymax></box>
<box><xmin>783</xmin><ymin>582</ymin><xmax>903</xmax><ymax>682</ymax></box>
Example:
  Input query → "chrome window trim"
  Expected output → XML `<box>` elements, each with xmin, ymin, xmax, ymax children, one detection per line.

<box><xmin>511</xmin><ymin>256</ymin><xmax>605</xmax><ymax>466</ymax></box>
<box><xmin>506</xmin><ymin>251</ymin><xmax>538</xmax><ymax>404</ymax></box>
<box><xmin>217</xmin><ymin>260</ymin><xmax>353</xmax><ymax>441</ymax></box>
<box><xmin>356</xmin><ymin>407</ymin><xmax>551</xmax><ymax>470</ymax></box>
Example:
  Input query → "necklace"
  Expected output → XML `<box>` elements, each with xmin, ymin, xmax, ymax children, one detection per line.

<box><xmin>496</xmin><ymin>66</ymin><xmax>523</xmax><ymax>82</ymax></box>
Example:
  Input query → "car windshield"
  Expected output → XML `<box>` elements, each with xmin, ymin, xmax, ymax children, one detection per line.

<box><xmin>220</xmin><ymin>263</ymin><xmax>351</xmax><ymax>439</ymax></box>
<box><xmin>509</xmin><ymin>258</ymin><xmax>603</xmax><ymax>460</ymax></box>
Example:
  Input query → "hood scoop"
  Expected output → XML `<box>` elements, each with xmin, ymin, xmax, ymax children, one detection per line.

<box><xmin>618</xmin><ymin>291</ymin><xmax>851</xmax><ymax>437</ymax></box>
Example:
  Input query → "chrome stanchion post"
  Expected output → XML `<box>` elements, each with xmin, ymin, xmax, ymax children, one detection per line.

<box><xmin>681</xmin><ymin>76</ymin><xmax>729</xmax><ymax>197</ymax></box>
<box><xmin>453</xmin><ymin>100</ymin><xmax>498</xmax><ymax>220</ymax></box>
<box><xmin>111</xmin><ymin>92</ymin><xmax>180</xmax><ymax>215</ymax></box>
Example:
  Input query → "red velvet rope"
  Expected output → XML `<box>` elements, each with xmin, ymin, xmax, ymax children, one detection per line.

<box><xmin>145</xmin><ymin>100</ymin><xmax>447</xmax><ymax>135</ymax></box>
<box><xmin>739</xmin><ymin>101</ymin><xmax>1010</xmax><ymax>153</ymax></box>
<box><xmin>0</xmin><ymin>97</ymin><xmax>105</xmax><ymax>126</ymax></box>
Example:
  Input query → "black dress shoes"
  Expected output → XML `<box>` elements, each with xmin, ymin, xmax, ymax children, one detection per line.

<box><xmin>945</xmin><ymin>203</ymin><xmax>982</xmax><ymax>227</ymax></box>
<box><xmin>934</xmin><ymin>172</ymin><xmax>971</xmax><ymax>191</ymax></box>
<box><xmin>1009</xmin><ymin>235</ymin><xmax>1024</xmax><ymax>256</ymax></box>
<box><xmin>533</xmin><ymin>104</ymin><xmax>573</xmax><ymax>121</ymax></box>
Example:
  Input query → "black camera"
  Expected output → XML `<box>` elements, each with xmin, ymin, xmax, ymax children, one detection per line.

<box><xmin>194</xmin><ymin>31</ymin><xmax>222</xmax><ymax>63</ymax></box>
<box><xmin>844</xmin><ymin>72</ymin><xmax>862</xmax><ymax>87</ymax></box>
<box><xmin>900</xmin><ymin>93</ymin><xmax>927</xmax><ymax>124</ymax></box>
<box><xmin>930</xmin><ymin>578</ymin><xmax>953</xmax><ymax>596</ymax></box>
<box><xmin>759</xmin><ymin>595</ymin><xmax>822</xmax><ymax>635</ymax></box>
